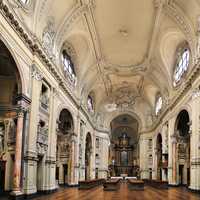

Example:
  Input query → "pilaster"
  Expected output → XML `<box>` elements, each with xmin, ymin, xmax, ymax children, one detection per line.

<box><xmin>189</xmin><ymin>88</ymin><xmax>200</xmax><ymax>191</ymax></box>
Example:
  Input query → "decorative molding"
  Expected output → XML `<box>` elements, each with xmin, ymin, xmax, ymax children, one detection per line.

<box><xmin>191</xmin><ymin>158</ymin><xmax>200</xmax><ymax>166</ymax></box>
<box><xmin>1</xmin><ymin>0</ymin><xmax>200</xmax><ymax>135</ymax></box>
<box><xmin>164</xmin><ymin>1</ymin><xmax>196</xmax><ymax>55</ymax></box>
<box><xmin>55</xmin><ymin>3</ymin><xmax>89</xmax><ymax>51</ymax></box>
<box><xmin>31</xmin><ymin>64</ymin><xmax>43</xmax><ymax>81</ymax></box>
<box><xmin>42</xmin><ymin>16</ymin><xmax>55</xmax><ymax>59</ymax></box>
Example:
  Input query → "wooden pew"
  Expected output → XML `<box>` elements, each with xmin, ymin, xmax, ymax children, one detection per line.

<box><xmin>127</xmin><ymin>179</ymin><xmax>144</xmax><ymax>190</ymax></box>
<box><xmin>103</xmin><ymin>179</ymin><xmax>120</xmax><ymax>191</ymax></box>
<box><xmin>142</xmin><ymin>179</ymin><xmax>168</xmax><ymax>189</ymax></box>
<box><xmin>78</xmin><ymin>179</ymin><xmax>105</xmax><ymax>190</ymax></box>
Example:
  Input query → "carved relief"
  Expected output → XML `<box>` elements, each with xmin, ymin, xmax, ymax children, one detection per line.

<box><xmin>31</xmin><ymin>64</ymin><xmax>43</xmax><ymax>81</ymax></box>
<box><xmin>36</xmin><ymin>120</ymin><xmax>48</xmax><ymax>155</ymax></box>
<box><xmin>42</xmin><ymin>17</ymin><xmax>55</xmax><ymax>58</ymax></box>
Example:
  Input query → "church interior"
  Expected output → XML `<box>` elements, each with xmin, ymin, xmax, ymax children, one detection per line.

<box><xmin>0</xmin><ymin>0</ymin><xmax>200</xmax><ymax>199</ymax></box>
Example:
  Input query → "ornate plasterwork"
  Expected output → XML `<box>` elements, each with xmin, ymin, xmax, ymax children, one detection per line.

<box><xmin>105</xmin><ymin>85</ymin><xmax>140</xmax><ymax>112</ymax></box>
<box><xmin>31</xmin><ymin>64</ymin><xmax>43</xmax><ymax>81</ymax></box>
<box><xmin>164</xmin><ymin>1</ymin><xmax>196</xmax><ymax>59</ymax></box>
<box><xmin>192</xmin><ymin>87</ymin><xmax>200</xmax><ymax>99</ymax></box>
<box><xmin>42</xmin><ymin>17</ymin><xmax>55</xmax><ymax>58</ymax></box>
<box><xmin>55</xmin><ymin>3</ymin><xmax>89</xmax><ymax>52</ymax></box>
<box><xmin>104</xmin><ymin>58</ymin><xmax>148</xmax><ymax>76</ymax></box>
<box><xmin>37</xmin><ymin>0</ymin><xmax>49</xmax><ymax>21</ymax></box>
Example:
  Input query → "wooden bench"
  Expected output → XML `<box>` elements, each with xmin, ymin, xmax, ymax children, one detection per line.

<box><xmin>127</xmin><ymin>179</ymin><xmax>144</xmax><ymax>190</ymax></box>
<box><xmin>142</xmin><ymin>179</ymin><xmax>168</xmax><ymax>189</ymax></box>
<box><xmin>79</xmin><ymin>179</ymin><xmax>105</xmax><ymax>190</ymax></box>
<box><xmin>103</xmin><ymin>179</ymin><xmax>120</xmax><ymax>191</ymax></box>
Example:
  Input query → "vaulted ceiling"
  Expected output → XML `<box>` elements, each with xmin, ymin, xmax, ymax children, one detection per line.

<box><xmin>9</xmin><ymin>0</ymin><xmax>199</xmax><ymax>130</ymax></box>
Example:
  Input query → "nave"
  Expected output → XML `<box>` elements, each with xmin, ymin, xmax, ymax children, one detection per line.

<box><xmin>1</xmin><ymin>0</ymin><xmax>200</xmax><ymax>199</ymax></box>
<box><xmin>2</xmin><ymin>183</ymin><xmax>199</xmax><ymax>200</ymax></box>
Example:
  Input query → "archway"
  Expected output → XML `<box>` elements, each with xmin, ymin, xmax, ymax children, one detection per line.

<box><xmin>56</xmin><ymin>109</ymin><xmax>74</xmax><ymax>185</ymax></box>
<box><xmin>175</xmin><ymin>110</ymin><xmax>190</xmax><ymax>186</ymax></box>
<box><xmin>109</xmin><ymin>114</ymin><xmax>139</xmax><ymax>177</ymax></box>
<box><xmin>0</xmin><ymin>40</ymin><xmax>22</xmax><ymax>193</ymax></box>
<box><xmin>156</xmin><ymin>134</ymin><xmax>162</xmax><ymax>180</ymax></box>
<box><xmin>85</xmin><ymin>133</ymin><xmax>92</xmax><ymax>180</ymax></box>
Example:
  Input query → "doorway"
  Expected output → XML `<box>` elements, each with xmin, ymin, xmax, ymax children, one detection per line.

<box><xmin>63</xmin><ymin>164</ymin><xmax>68</xmax><ymax>185</ymax></box>
<box><xmin>179</xmin><ymin>165</ymin><xmax>184</xmax><ymax>185</ymax></box>
<box><xmin>187</xmin><ymin>168</ymin><xmax>190</xmax><ymax>186</ymax></box>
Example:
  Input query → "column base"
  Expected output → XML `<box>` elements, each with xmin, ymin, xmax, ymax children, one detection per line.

<box><xmin>188</xmin><ymin>185</ymin><xmax>200</xmax><ymax>193</ymax></box>
<box><xmin>10</xmin><ymin>191</ymin><xmax>24</xmax><ymax>200</ymax></box>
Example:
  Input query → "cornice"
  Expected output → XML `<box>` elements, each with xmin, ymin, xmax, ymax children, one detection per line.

<box><xmin>1</xmin><ymin>0</ymin><xmax>199</xmax><ymax>135</ymax></box>
<box><xmin>0</xmin><ymin>0</ymin><xmax>105</xmax><ymax>133</ymax></box>
<box><xmin>148</xmin><ymin>61</ymin><xmax>200</xmax><ymax>133</ymax></box>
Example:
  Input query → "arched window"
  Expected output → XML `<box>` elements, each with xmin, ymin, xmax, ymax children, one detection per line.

<box><xmin>173</xmin><ymin>47</ymin><xmax>190</xmax><ymax>86</ymax></box>
<box><xmin>155</xmin><ymin>96</ymin><xmax>163</xmax><ymax>116</ymax></box>
<box><xmin>62</xmin><ymin>50</ymin><xmax>76</xmax><ymax>84</ymax></box>
<box><xmin>19</xmin><ymin>0</ymin><xmax>29</xmax><ymax>4</ymax></box>
<box><xmin>87</xmin><ymin>95</ymin><xmax>94</xmax><ymax>113</ymax></box>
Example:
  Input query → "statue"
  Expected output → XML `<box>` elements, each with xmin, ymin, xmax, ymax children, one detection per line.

<box><xmin>0</xmin><ymin>126</ymin><xmax>4</xmax><ymax>153</ymax></box>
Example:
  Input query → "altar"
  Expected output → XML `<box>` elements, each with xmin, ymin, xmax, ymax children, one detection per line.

<box><xmin>109</xmin><ymin>132</ymin><xmax>139</xmax><ymax>177</ymax></box>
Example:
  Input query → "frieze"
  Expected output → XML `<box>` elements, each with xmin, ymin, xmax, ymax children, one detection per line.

<box><xmin>191</xmin><ymin>158</ymin><xmax>200</xmax><ymax>166</ymax></box>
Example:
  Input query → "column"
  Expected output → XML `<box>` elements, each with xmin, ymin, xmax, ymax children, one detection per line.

<box><xmin>153</xmin><ymin>147</ymin><xmax>158</xmax><ymax>180</ymax></box>
<box><xmin>190</xmin><ymin>87</ymin><xmax>200</xmax><ymax>191</ymax></box>
<box><xmin>23</xmin><ymin>64</ymin><xmax>43</xmax><ymax>195</ymax></box>
<box><xmin>171</xmin><ymin>135</ymin><xmax>177</xmax><ymax>185</ymax></box>
<box><xmin>10</xmin><ymin>110</ymin><xmax>24</xmax><ymax>196</ymax></box>
<box><xmin>167</xmin><ymin>117</ymin><xmax>176</xmax><ymax>185</ymax></box>
<box><xmin>43</xmin><ymin>87</ymin><xmax>57</xmax><ymax>192</ymax></box>
<box><xmin>69</xmin><ymin>133</ymin><xmax>77</xmax><ymax>185</ymax></box>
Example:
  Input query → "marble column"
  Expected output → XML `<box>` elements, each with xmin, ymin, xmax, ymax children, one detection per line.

<box><xmin>11</xmin><ymin>110</ymin><xmax>24</xmax><ymax>196</ymax></box>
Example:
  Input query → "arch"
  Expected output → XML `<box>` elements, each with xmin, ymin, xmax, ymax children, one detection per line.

<box><xmin>174</xmin><ymin>105</ymin><xmax>192</xmax><ymax>126</ymax></box>
<box><xmin>58</xmin><ymin>109</ymin><xmax>74</xmax><ymax>134</ymax></box>
<box><xmin>0</xmin><ymin>40</ymin><xmax>23</xmax><ymax>106</ymax></box>
<box><xmin>0</xmin><ymin>37</ymin><xmax>26</xmax><ymax>95</ymax></box>
<box><xmin>55</xmin><ymin>107</ymin><xmax>75</xmax><ymax>185</ymax></box>
<box><xmin>174</xmin><ymin>109</ymin><xmax>191</xmax><ymax>186</ymax></box>
<box><xmin>159</xmin><ymin>28</ymin><xmax>186</xmax><ymax>86</ymax></box>
<box><xmin>175</xmin><ymin>110</ymin><xmax>190</xmax><ymax>137</ymax></box>
<box><xmin>106</xmin><ymin>111</ymin><xmax>142</xmax><ymax>133</ymax></box>
<box><xmin>56</xmin><ymin>104</ymin><xmax>76</xmax><ymax>129</ymax></box>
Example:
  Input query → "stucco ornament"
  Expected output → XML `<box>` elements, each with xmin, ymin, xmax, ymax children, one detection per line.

<box><xmin>42</xmin><ymin>17</ymin><xmax>55</xmax><ymax>58</ymax></box>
